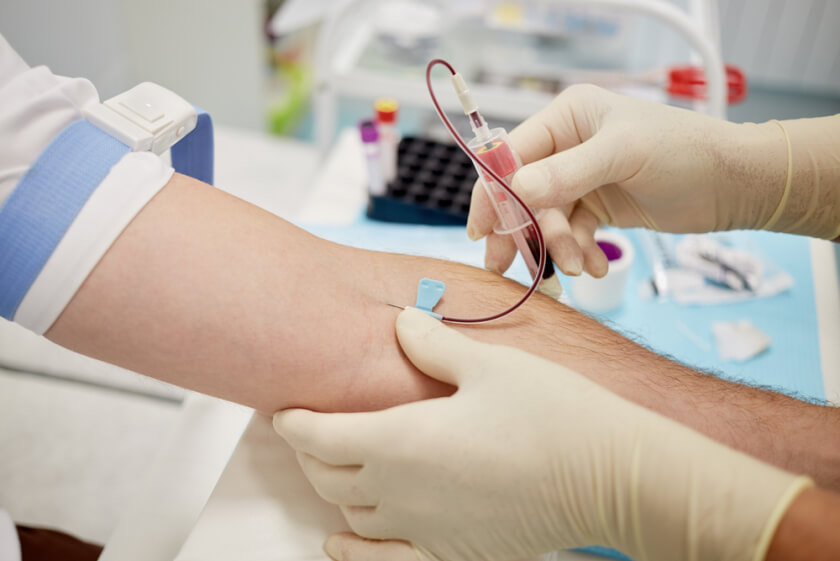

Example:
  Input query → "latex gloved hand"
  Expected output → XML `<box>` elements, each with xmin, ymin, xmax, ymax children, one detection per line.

<box><xmin>466</xmin><ymin>84</ymin><xmax>840</xmax><ymax>278</ymax></box>
<box><xmin>274</xmin><ymin>308</ymin><xmax>811</xmax><ymax>561</ymax></box>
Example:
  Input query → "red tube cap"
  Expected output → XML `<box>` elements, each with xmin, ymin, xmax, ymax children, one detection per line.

<box><xmin>475</xmin><ymin>140</ymin><xmax>517</xmax><ymax>178</ymax></box>
<box><xmin>374</xmin><ymin>98</ymin><xmax>398</xmax><ymax>124</ymax></box>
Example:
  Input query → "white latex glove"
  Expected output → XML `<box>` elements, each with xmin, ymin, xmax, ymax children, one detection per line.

<box><xmin>466</xmin><ymin>84</ymin><xmax>839</xmax><ymax>277</ymax></box>
<box><xmin>274</xmin><ymin>309</ymin><xmax>811</xmax><ymax>561</ymax></box>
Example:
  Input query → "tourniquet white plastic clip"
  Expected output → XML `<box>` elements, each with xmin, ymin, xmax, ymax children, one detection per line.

<box><xmin>410</xmin><ymin>278</ymin><xmax>446</xmax><ymax>320</ymax></box>
<box><xmin>83</xmin><ymin>82</ymin><xmax>198</xmax><ymax>155</ymax></box>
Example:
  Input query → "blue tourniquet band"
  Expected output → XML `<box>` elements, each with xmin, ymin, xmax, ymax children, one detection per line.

<box><xmin>0</xmin><ymin>121</ymin><xmax>128</xmax><ymax>319</ymax></box>
<box><xmin>171</xmin><ymin>110</ymin><xmax>214</xmax><ymax>185</ymax></box>
<box><xmin>0</xmin><ymin>107</ymin><xmax>213</xmax><ymax>320</ymax></box>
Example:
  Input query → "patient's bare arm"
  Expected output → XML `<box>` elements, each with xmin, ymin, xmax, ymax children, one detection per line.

<box><xmin>46</xmin><ymin>172</ymin><xmax>840</xmax><ymax>489</ymax></box>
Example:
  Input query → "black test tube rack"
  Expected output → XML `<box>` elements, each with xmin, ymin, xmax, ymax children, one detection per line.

<box><xmin>366</xmin><ymin>136</ymin><xmax>479</xmax><ymax>225</ymax></box>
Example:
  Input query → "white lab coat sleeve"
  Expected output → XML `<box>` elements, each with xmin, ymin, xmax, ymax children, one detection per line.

<box><xmin>0</xmin><ymin>510</ymin><xmax>21</xmax><ymax>561</ymax></box>
<box><xmin>0</xmin><ymin>33</ymin><xmax>174</xmax><ymax>334</ymax></box>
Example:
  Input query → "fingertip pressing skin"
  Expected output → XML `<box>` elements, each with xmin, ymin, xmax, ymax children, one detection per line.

<box><xmin>272</xmin><ymin>408</ymin><xmax>299</xmax><ymax>438</ymax></box>
<box><xmin>272</xmin><ymin>409</ymin><xmax>329</xmax><ymax>457</ymax></box>
<box><xmin>395</xmin><ymin>309</ymin><xmax>481</xmax><ymax>388</ymax></box>
<box><xmin>394</xmin><ymin>308</ymin><xmax>443</xmax><ymax>371</ymax></box>
<box><xmin>394</xmin><ymin>307</ymin><xmax>436</xmax><ymax>343</ymax></box>
<box><xmin>395</xmin><ymin>308</ymin><xmax>441</xmax><ymax>348</ymax></box>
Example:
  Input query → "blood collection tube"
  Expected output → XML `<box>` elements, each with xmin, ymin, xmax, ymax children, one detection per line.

<box><xmin>468</xmin><ymin>127</ymin><xmax>562</xmax><ymax>297</ymax></box>
<box><xmin>374</xmin><ymin>98</ymin><xmax>399</xmax><ymax>183</ymax></box>
<box><xmin>449</xmin><ymin>72</ymin><xmax>561</xmax><ymax>297</ymax></box>
<box><xmin>359</xmin><ymin>119</ymin><xmax>386</xmax><ymax>196</ymax></box>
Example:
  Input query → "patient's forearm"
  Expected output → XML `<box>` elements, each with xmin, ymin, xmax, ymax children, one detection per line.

<box><xmin>45</xmin><ymin>173</ymin><xmax>442</xmax><ymax>412</ymax></box>
<box><xmin>42</xmin><ymin>173</ymin><xmax>650</xmax><ymax>413</ymax></box>
<box><xmin>46</xmin><ymin>173</ymin><xmax>839</xmax><ymax>489</ymax></box>
<box><xmin>588</xmin><ymin>347</ymin><xmax>840</xmax><ymax>491</ymax></box>
<box><xmin>45</xmin><ymin>172</ymin><xmax>611</xmax><ymax>413</ymax></box>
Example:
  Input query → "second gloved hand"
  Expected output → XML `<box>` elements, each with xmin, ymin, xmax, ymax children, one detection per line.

<box><xmin>467</xmin><ymin>85</ymin><xmax>791</xmax><ymax>278</ymax></box>
<box><xmin>274</xmin><ymin>309</ymin><xmax>810</xmax><ymax>561</ymax></box>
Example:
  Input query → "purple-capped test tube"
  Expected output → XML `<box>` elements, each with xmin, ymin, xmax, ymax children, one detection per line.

<box><xmin>359</xmin><ymin>120</ymin><xmax>386</xmax><ymax>196</ymax></box>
